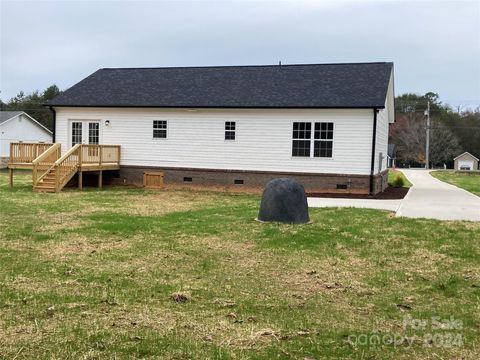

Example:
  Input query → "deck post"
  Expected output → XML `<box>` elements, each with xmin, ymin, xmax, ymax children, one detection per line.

<box><xmin>98</xmin><ymin>170</ymin><xmax>103</xmax><ymax>189</ymax></box>
<box><xmin>78</xmin><ymin>171</ymin><xmax>83</xmax><ymax>190</ymax></box>
<box><xmin>9</xmin><ymin>168</ymin><xmax>13</xmax><ymax>187</ymax></box>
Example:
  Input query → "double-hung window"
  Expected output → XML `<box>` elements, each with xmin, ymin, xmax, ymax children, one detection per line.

<box><xmin>292</xmin><ymin>122</ymin><xmax>312</xmax><ymax>157</ymax></box>
<box><xmin>314</xmin><ymin>122</ymin><xmax>334</xmax><ymax>157</ymax></box>
<box><xmin>153</xmin><ymin>120</ymin><xmax>167</xmax><ymax>139</ymax></box>
<box><xmin>225</xmin><ymin>121</ymin><xmax>236</xmax><ymax>140</ymax></box>
<box><xmin>292</xmin><ymin>122</ymin><xmax>334</xmax><ymax>158</ymax></box>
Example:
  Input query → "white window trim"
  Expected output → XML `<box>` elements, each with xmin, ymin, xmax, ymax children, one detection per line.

<box><xmin>291</xmin><ymin>122</ymin><xmax>312</xmax><ymax>158</ymax></box>
<box><xmin>291</xmin><ymin>121</ymin><xmax>335</xmax><ymax>160</ymax></box>
<box><xmin>312</xmin><ymin>122</ymin><xmax>335</xmax><ymax>159</ymax></box>
<box><xmin>153</xmin><ymin>120</ymin><xmax>168</xmax><ymax>140</ymax></box>
<box><xmin>224</xmin><ymin>121</ymin><xmax>237</xmax><ymax>142</ymax></box>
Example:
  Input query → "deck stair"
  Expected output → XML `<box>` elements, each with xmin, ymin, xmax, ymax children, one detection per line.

<box><xmin>31</xmin><ymin>143</ymin><xmax>80</xmax><ymax>193</ymax></box>
<box><xmin>33</xmin><ymin>169</ymin><xmax>57</xmax><ymax>193</ymax></box>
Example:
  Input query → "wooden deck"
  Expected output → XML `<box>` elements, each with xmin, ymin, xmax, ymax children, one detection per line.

<box><xmin>8</xmin><ymin>143</ymin><xmax>121</xmax><ymax>192</ymax></box>
<box><xmin>8</xmin><ymin>143</ymin><xmax>55</xmax><ymax>169</ymax></box>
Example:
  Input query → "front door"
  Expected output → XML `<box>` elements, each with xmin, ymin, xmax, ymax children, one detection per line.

<box><xmin>71</xmin><ymin>121</ymin><xmax>100</xmax><ymax>146</ymax></box>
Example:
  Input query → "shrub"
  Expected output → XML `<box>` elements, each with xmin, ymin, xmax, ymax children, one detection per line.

<box><xmin>392</xmin><ymin>174</ymin><xmax>405</xmax><ymax>187</ymax></box>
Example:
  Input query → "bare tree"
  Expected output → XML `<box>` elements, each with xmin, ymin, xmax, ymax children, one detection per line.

<box><xmin>429</xmin><ymin>120</ymin><xmax>461</xmax><ymax>166</ymax></box>
<box><xmin>390</xmin><ymin>114</ymin><xmax>461</xmax><ymax>166</ymax></box>
<box><xmin>390</xmin><ymin>113</ymin><xmax>425</xmax><ymax>163</ymax></box>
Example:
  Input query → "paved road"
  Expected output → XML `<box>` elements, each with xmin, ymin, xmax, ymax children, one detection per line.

<box><xmin>396</xmin><ymin>169</ymin><xmax>480</xmax><ymax>221</ymax></box>
<box><xmin>308</xmin><ymin>170</ymin><xmax>480</xmax><ymax>221</ymax></box>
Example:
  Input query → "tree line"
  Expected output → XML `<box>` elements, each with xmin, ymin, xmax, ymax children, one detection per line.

<box><xmin>1</xmin><ymin>86</ymin><xmax>478</xmax><ymax>168</ymax></box>
<box><xmin>0</xmin><ymin>85</ymin><xmax>61</xmax><ymax>130</ymax></box>
<box><xmin>391</xmin><ymin>92</ymin><xmax>480</xmax><ymax>168</ymax></box>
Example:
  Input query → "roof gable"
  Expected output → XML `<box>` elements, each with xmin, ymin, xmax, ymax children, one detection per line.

<box><xmin>454</xmin><ymin>152</ymin><xmax>479</xmax><ymax>161</ymax></box>
<box><xmin>47</xmin><ymin>62</ymin><xmax>394</xmax><ymax>109</ymax></box>
<box><xmin>0</xmin><ymin>111</ymin><xmax>52</xmax><ymax>134</ymax></box>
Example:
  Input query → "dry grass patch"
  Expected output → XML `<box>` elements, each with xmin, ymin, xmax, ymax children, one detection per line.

<box><xmin>43</xmin><ymin>236</ymin><xmax>130</xmax><ymax>259</ymax></box>
<box><xmin>116</xmin><ymin>190</ymin><xmax>238</xmax><ymax>216</ymax></box>
<box><xmin>37</xmin><ymin>215</ymin><xmax>92</xmax><ymax>234</ymax></box>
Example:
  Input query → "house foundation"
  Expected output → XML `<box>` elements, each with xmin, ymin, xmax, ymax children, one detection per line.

<box><xmin>116</xmin><ymin>166</ymin><xmax>389</xmax><ymax>195</ymax></box>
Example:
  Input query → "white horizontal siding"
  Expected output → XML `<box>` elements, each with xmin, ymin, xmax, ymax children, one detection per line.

<box><xmin>0</xmin><ymin>114</ymin><xmax>52</xmax><ymax>156</ymax></box>
<box><xmin>55</xmin><ymin>107</ymin><xmax>375</xmax><ymax>175</ymax></box>
<box><xmin>374</xmin><ymin>71</ymin><xmax>394</xmax><ymax>174</ymax></box>
<box><xmin>375</xmin><ymin>107</ymin><xmax>389</xmax><ymax>173</ymax></box>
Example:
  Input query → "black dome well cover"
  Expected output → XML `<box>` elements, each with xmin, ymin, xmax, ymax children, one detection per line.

<box><xmin>257</xmin><ymin>178</ymin><xmax>310</xmax><ymax>224</ymax></box>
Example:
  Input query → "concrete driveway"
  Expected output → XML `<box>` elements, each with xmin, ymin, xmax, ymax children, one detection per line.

<box><xmin>396</xmin><ymin>169</ymin><xmax>480</xmax><ymax>221</ymax></box>
<box><xmin>308</xmin><ymin>169</ymin><xmax>480</xmax><ymax>221</ymax></box>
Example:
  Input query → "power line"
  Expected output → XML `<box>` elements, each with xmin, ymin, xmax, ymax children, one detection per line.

<box><xmin>429</xmin><ymin>126</ymin><xmax>480</xmax><ymax>130</ymax></box>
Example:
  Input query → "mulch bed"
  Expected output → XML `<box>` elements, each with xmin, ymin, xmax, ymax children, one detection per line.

<box><xmin>307</xmin><ymin>186</ymin><xmax>409</xmax><ymax>200</ymax></box>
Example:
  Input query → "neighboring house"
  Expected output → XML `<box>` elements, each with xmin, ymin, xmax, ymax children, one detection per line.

<box><xmin>454</xmin><ymin>152</ymin><xmax>479</xmax><ymax>171</ymax></box>
<box><xmin>0</xmin><ymin>111</ymin><xmax>52</xmax><ymax>167</ymax></box>
<box><xmin>387</xmin><ymin>143</ymin><xmax>396</xmax><ymax>168</ymax></box>
<box><xmin>46</xmin><ymin>62</ymin><xmax>395</xmax><ymax>194</ymax></box>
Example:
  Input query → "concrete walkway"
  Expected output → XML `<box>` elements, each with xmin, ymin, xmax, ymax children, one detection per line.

<box><xmin>396</xmin><ymin>169</ymin><xmax>480</xmax><ymax>221</ymax></box>
<box><xmin>307</xmin><ymin>197</ymin><xmax>401</xmax><ymax>212</ymax></box>
<box><xmin>308</xmin><ymin>169</ymin><xmax>480</xmax><ymax>221</ymax></box>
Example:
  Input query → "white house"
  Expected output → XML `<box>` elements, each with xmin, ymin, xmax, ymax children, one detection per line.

<box><xmin>46</xmin><ymin>62</ymin><xmax>395</xmax><ymax>194</ymax></box>
<box><xmin>0</xmin><ymin>111</ymin><xmax>52</xmax><ymax>167</ymax></box>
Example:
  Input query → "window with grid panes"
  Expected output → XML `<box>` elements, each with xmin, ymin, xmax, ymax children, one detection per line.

<box><xmin>225</xmin><ymin>121</ymin><xmax>236</xmax><ymax>140</ymax></box>
<box><xmin>292</xmin><ymin>122</ymin><xmax>311</xmax><ymax>157</ymax></box>
<box><xmin>313</xmin><ymin>122</ymin><xmax>334</xmax><ymax>158</ymax></box>
<box><xmin>153</xmin><ymin>120</ymin><xmax>167</xmax><ymax>138</ymax></box>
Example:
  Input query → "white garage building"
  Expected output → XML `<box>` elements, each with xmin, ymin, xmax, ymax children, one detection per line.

<box><xmin>0</xmin><ymin>111</ymin><xmax>53</xmax><ymax>167</ymax></box>
<box><xmin>454</xmin><ymin>152</ymin><xmax>479</xmax><ymax>171</ymax></box>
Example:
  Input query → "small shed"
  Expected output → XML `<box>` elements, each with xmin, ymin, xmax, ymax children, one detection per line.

<box><xmin>454</xmin><ymin>152</ymin><xmax>479</xmax><ymax>171</ymax></box>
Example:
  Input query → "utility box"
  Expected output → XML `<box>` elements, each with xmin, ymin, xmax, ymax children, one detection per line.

<box><xmin>143</xmin><ymin>171</ymin><xmax>164</xmax><ymax>189</ymax></box>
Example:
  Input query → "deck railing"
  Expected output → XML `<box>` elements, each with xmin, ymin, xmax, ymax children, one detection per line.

<box><xmin>9</xmin><ymin>142</ymin><xmax>54</xmax><ymax>164</ymax></box>
<box><xmin>80</xmin><ymin>144</ymin><xmax>121</xmax><ymax>165</ymax></box>
<box><xmin>32</xmin><ymin>143</ymin><xmax>61</xmax><ymax>185</ymax></box>
<box><xmin>53</xmin><ymin>144</ymin><xmax>121</xmax><ymax>192</ymax></box>
<box><xmin>54</xmin><ymin>144</ymin><xmax>81</xmax><ymax>192</ymax></box>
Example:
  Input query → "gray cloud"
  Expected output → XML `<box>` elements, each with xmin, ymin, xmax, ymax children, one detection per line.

<box><xmin>1</xmin><ymin>0</ymin><xmax>479</xmax><ymax>108</ymax></box>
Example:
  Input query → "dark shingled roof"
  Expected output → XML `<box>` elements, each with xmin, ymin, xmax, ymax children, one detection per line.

<box><xmin>47</xmin><ymin>62</ymin><xmax>393</xmax><ymax>108</ymax></box>
<box><xmin>0</xmin><ymin>111</ymin><xmax>23</xmax><ymax>124</ymax></box>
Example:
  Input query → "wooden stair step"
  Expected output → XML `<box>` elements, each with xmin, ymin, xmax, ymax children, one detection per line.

<box><xmin>34</xmin><ymin>187</ymin><xmax>55</xmax><ymax>193</ymax></box>
<box><xmin>34</xmin><ymin>184</ymin><xmax>55</xmax><ymax>189</ymax></box>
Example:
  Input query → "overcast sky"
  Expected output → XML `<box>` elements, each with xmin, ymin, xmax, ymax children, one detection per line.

<box><xmin>1</xmin><ymin>0</ymin><xmax>479</xmax><ymax>108</ymax></box>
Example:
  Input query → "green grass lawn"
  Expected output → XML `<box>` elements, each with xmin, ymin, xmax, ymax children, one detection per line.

<box><xmin>431</xmin><ymin>171</ymin><xmax>480</xmax><ymax>197</ymax></box>
<box><xmin>1</xmin><ymin>171</ymin><xmax>479</xmax><ymax>359</ymax></box>
<box><xmin>388</xmin><ymin>169</ymin><xmax>412</xmax><ymax>188</ymax></box>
